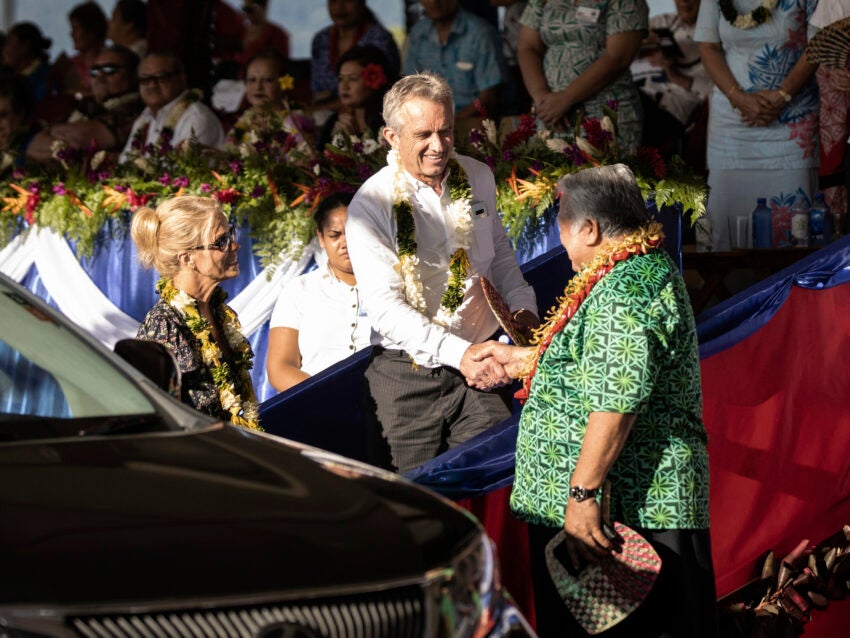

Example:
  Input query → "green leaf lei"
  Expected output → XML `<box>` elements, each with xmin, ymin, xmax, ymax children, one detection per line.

<box><xmin>157</xmin><ymin>277</ymin><xmax>261</xmax><ymax>431</ymax></box>
<box><xmin>391</xmin><ymin>151</ymin><xmax>474</xmax><ymax>324</ymax></box>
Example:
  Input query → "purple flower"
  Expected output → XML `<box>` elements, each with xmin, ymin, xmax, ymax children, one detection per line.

<box><xmin>502</xmin><ymin>150</ymin><xmax>515</xmax><ymax>162</ymax></box>
<box><xmin>564</xmin><ymin>144</ymin><xmax>587</xmax><ymax>166</ymax></box>
<box><xmin>113</xmin><ymin>183</ymin><xmax>128</xmax><ymax>193</ymax></box>
<box><xmin>144</xmin><ymin>143</ymin><xmax>156</xmax><ymax>156</ymax></box>
<box><xmin>469</xmin><ymin>129</ymin><xmax>484</xmax><ymax>146</ymax></box>
<box><xmin>28</xmin><ymin>182</ymin><xmax>41</xmax><ymax>194</ymax></box>
<box><xmin>531</xmin><ymin>161</ymin><xmax>543</xmax><ymax>172</ymax></box>
<box><xmin>159</xmin><ymin>141</ymin><xmax>173</xmax><ymax>155</ymax></box>
<box><xmin>606</xmin><ymin>99</ymin><xmax>619</xmax><ymax>111</ymax></box>
<box><xmin>252</xmin><ymin>140</ymin><xmax>268</xmax><ymax>153</ymax></box>
<box><xmin>273</xmin><ymin>130</ymin><xmax>289</xmax><ymax>144</ymax></box>
<box><xmin>353</xmin><ymin>141</ymin><xmax>364</xmax><ymax>154</ymax></box>
<box><xmin>96</xmin><ymin>170</ymin><xmax>111</xmax><ymax>181</ymax></box>
<box><xmin>158</xmin><ymin>173</ymin><xmax>171</xmax><ymax>185</ymax></box>
<box><xmin>250</xmin><ymin>185</ymin><xmax>266</xmax><ymax>198</ymax></box>
<box><xmin>173</xmin><ymin>176</ymin><xmax>190</xmax><ymax>188</ymax></box>
<box><xmin>199</xmin><ymin>182</ymin><xmax>212</xmax><ymax>193</ymax></box>
<box><xmin>229</xmin><ymin>160</ymin><xmax>243</xmax><ymax>174</ymax></box>
<box><xmin>484</xmin><ymin>155</ymin><xmax>496</xmax><ymax>169</ymax></box>
<box><xmin>52</xmin><ymin>182</ymin><xmax>67</xmax><ymax>196</ymax></box>
<box><xmin>12</xmin><ymin>169</ymin><xmax>26</xmax><ymax>179</ymax></box>
<box><xmin>357</xmin><ymin>163</ymin><xmax>372</xmax><ymax>181</ymax></box>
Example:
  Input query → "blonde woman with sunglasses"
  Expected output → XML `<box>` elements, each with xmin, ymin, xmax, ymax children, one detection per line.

<box><xmin>131</xmin><ymin>196</ymin><xmax>261</xmax><ymax>431</ymax></box>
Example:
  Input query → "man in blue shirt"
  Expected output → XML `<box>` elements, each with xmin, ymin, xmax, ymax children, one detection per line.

<box><xmin>403</xmin><ymin>0</ymin><xmax>506</xmax><ymax>120</ymax></box>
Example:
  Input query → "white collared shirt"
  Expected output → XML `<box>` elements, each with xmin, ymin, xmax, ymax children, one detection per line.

<box><xmin>346</xmin><ymin>153</ymin><xmax>536</xmax><ymax>369</ymax></box>
<box><xmin>269</xmin><ymin>262</ymin><xmax>371</xmax><ymax>375</ymax></box>
<box><xmin>119</xmin><ymin>90</ymin><xmax>225</xmax><ymax>161</ymax></box>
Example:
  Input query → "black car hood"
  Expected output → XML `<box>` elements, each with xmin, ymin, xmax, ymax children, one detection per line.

<box><xmin>0</xmin><ymin>426</ymin><xmax>479</xmax><ymax>606</ymax></box>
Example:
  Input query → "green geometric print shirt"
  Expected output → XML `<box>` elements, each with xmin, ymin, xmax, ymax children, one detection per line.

<box><xmin>510</xmin><ymin>250</ymin><xmax>710</xmax><ymax>530</ymax></box>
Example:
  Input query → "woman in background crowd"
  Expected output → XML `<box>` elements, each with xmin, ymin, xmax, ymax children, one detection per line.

<box><xmin>696</xmin><ymin>0</ymin><xmax>819</xmax><ymax>251</ymax></box>
<box><xmin>238</xmin><ymin>0</ymin><xmax>291</xmax><ymax>66</ymax></box>
<box><xmin>317</xmin><ymin>44</ymin><xmax>396</xmax><ymax>148</ymax></box>
<box><xmin>310</xmin><ymin>0</ymin><xmax>400</xmax><ymax>108</ymax></box>
<box><xmin>225</xmin><ymin>48</ymin><xmax>314</xmax><ymax>151</ymax></box>
<box><xmin>3</xmin><ymin>22</ymin><xmax>52</xmax><ymax>105</ymax></box>
<box><xmin>517</xmin><ymin>0</ymin><xmax>647</xmax><ymax>150</ymax></box>
<box><xmin>0</xmin><ymin>75</ymin><xmax>35</xmax><ymax>166</ymax></box>
<box><xmin>54</xmin><ymin>1</ymin><xmax>108</xmax><ymax>96</ymax></box>
<box><xmin>132</xmin><ymin>196</ymin><xmax>261</xmax><ymax>431</ymax></box>
<box><xmin>267</xmin><ymin>193</ymin><xmax>370</xmax><ymax>393</ymax></box>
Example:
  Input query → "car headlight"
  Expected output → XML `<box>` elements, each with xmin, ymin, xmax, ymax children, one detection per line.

<box><xmin>424</xmin><ymin>532</ymin><xmax>503</xmax><ymax>638</ymax></box>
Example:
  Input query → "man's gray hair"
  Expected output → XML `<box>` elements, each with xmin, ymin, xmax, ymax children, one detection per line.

<box><xmin>382</xmin><ymin>72</ymin><xmax>455</xmax><ymax>132</ymax></box>
<box><xmin>557</xmin><ymin>164</ymin><xmax>651</xmax><ymax>236</ymax></box>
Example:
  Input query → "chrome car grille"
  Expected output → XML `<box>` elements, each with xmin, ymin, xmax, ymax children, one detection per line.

<box><xmin>68</xmin><ymin>588</ymin><xmax>425</xmax><ymax>638</ymax></box>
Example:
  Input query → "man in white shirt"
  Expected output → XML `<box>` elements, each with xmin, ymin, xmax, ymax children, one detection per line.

<box><xmin>346</xmin><ymin>72</ymin><xmax>538</xmax><ymax>473</ymax></box>
<box><xmin>120</xmin><ymin>52</ymin><xmax>224</xmax><ymax>162</ymax></box>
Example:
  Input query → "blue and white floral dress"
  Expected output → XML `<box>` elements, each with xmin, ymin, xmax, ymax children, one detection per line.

<box><xmin>695</xmin><ymin>0</ymin><xmax>820</xmax><ymax>251</ymax></box>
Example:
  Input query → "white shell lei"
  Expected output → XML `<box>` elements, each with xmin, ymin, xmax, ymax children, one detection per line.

<box><xmin>388</xmin><ymin>149</ymin><xmax>474</xmax><ymax>327</ymax></box>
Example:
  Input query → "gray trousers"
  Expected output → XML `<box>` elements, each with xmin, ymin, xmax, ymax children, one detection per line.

<box><xmin>364</xmin><ymin>347</ymin><xmax>513</xmax><ymax>473</ymax></box>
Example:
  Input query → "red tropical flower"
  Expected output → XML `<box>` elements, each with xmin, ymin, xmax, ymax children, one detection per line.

<box><xmin>361</xmin><ymin>63</ymin><xmax>387</xmax><ymax>90</ymax></box>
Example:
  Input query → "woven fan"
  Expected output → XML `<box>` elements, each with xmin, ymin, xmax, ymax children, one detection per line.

<box><xmin>479</xmin><ymin>276</ymin><xmax>531</xmax><ymax>346</ymax></box>
<box><xmin>807</xmin><ymin>17</ymin><xmax>850</xmax><ymax>71</ymax></box>
<box><xmin>545</xmin><ymin>482</ymin><xmax>662</xmax><ymax>634</ymax></box>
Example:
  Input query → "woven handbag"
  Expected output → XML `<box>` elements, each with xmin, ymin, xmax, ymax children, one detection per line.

<box><xmin>544</xmin><ymin>483</ymin><xmax>662</xmax><ymax>634</ymax></box>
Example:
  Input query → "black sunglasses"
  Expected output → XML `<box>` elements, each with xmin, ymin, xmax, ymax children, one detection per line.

<box><xmin>89</xmin><ymin>64</ymin><xmax>127</xmax><ymax>78</ymax></box>
<box><xmin>189</xmin><ymin>225</ymin><xmax>237</xmax><ymax>252</ymax></box>
<box><xmin>138</xmin><ymin>71</ymin><xmax>179</xmax><ymax>86</ymax></box>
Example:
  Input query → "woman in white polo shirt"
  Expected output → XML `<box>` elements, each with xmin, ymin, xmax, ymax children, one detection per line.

<box><xmin>266</xmin><ymin>193</ymin><xmax>371</xmax><ymax>392</ymax></box>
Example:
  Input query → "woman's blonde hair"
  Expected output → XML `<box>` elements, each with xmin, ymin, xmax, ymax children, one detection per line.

<box><xmin>130</xmin><ymin>196</ymin><xmax>225</xmax><ymax>276</ymax></box>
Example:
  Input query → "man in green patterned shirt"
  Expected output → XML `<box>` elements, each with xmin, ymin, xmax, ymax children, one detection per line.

<box><xmin>475</xmin><ymin>164</ymin><xmax>716</xmax><ymax>637</ymax></box>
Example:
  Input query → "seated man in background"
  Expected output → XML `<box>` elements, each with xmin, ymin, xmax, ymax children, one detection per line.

<box><xmin>403</xmin><ymin>0</ymin><xmax>506</xmax><ymax>122</ymax></box>
<box><xmin>631</xmin><ymin>0</ymin><xmax>711</xmax><ymax>165</ymax></box>
<box><xmin>120</xmin><ymin>51</ymin><xmax>224</xmax><ymax>162</ymax></box>
<box><xmin>26</xmin><ymin>45</ymin><xmax>143</xmax><ymax>163</ymax></box>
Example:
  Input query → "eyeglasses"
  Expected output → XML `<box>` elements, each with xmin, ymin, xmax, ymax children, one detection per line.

<box><xmin>138</xmin><ymin>71</ymin><xmax>178</xmax><ymax>86</ymax></box>
<box><xmin>188</xmin><ymin>225</ymin><xmax>237</xmax><ymax>252</ymax></box>
<box><xmin>89</xmin><ymin>64</ymin><xmax>127</xmax><ymax>78</ymax></box>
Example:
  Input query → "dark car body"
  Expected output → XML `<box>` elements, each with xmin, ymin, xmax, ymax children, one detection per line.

<box><xmin>0</xmin><ymin>273</ymin><xmax>534</xmax><ymax>638</ymax></box>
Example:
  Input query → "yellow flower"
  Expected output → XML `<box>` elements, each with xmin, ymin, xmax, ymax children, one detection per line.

<box><xmin>278</xmin><ymin>75</ymin><xmax>295</xmax><ymax>91</ymax></box>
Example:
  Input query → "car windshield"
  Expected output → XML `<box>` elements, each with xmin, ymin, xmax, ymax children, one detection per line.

<box><xmin>0</xmin><ymin>279</ymin><xmax>158</xmax><ymax>440</ymax></box>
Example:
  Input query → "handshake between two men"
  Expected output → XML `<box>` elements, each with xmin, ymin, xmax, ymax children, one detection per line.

<box><xmin>458</xmin><ymin>308</ymin><xmax>541</xmax><ymax>391</ymax></box>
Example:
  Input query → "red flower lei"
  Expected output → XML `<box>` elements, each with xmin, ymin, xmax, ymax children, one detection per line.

<box><xmin>515</xmin><ymin>223</ymin><xmax>664</xmax><ymax>403</ymax></box>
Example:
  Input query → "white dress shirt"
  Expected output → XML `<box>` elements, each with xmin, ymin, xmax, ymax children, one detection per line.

<box><xmin>269</xmin><ymin>262</ymin><xmax>371</xmax><ymax>376</ymax></box>
<box><xmin>346</xmin><ymin>153</ymin><xmax>536</xmax><ymax>370</ymax></box>
<box><xmin>119</xmin><ymin>90</ymin><xmax>225</xmax><ymax>161</ymax></box>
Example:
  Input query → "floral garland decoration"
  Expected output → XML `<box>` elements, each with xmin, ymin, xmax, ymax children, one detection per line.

<box><xmin>389</xmin><ymin>149</ymin><xmax>474</xmax><ymax>326</ymax></box>
<box><xmin>157</xmin><ymin>277</ymin><xmax>261</xmax><ymax>430</ymax></box>
<box><xmin>718</xmin><ymin>0</ymin><xmax>776</xmax><ymax>30</ymax></box>
<box><xmin>515</xmin><ymin>222</ymin><xmax>664</xmax><ymax>402</ymax></box>
<box><xmin>128</xmin><ymin>89</ymin><xmax>201</xmax><ymax>156</ymax></box>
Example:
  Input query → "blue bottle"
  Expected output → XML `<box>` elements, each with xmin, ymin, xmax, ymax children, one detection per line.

<box><xmin>809</xmin><ymin>193</ymin><xmax>831</xmax><ymax>247</ymax></box>
<box><xmin>752</xmin><ymin>198</ymin><xmax>773</xmax><ymax>249</ymax></box>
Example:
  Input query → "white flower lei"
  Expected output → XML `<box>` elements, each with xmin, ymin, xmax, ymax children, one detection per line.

<box><xmin>721</xmin><ymin>0</ymin><xmax>777</xmax><ymax>30</ymax></box>
<box><xmin>388</xmin><ymin>149</ymin><xmax>474</xmax><ymax>327</ymax></box>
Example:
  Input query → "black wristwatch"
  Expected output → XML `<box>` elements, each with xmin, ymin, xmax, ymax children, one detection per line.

<box><xmin>569</xmin><ymin>485</ymin><xmax>600</xmax><ymax>502</ymax></box>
